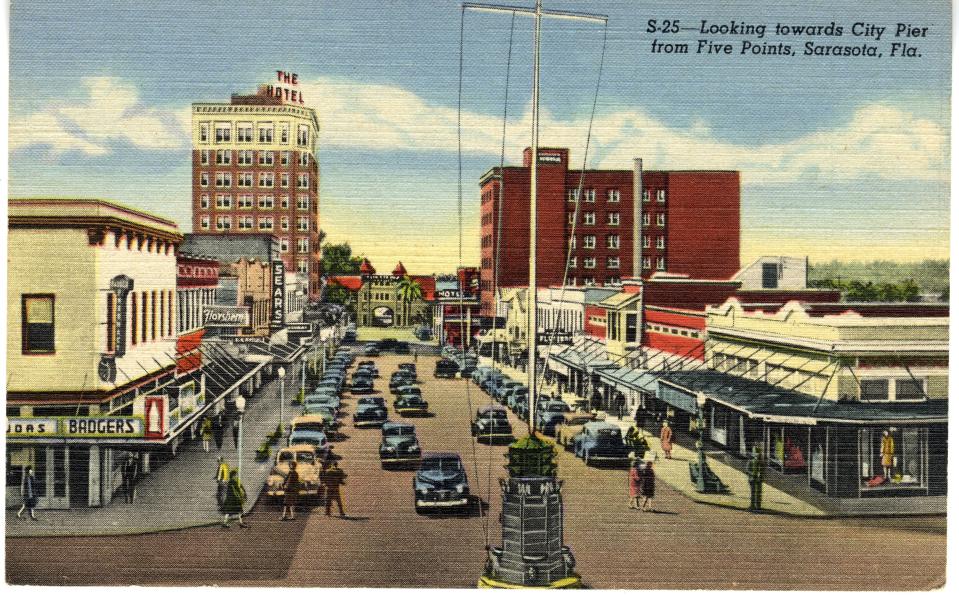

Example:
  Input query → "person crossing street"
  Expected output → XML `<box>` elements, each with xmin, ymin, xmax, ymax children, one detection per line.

<box><xmin>322</xmin><ymin>460</ymin><xmax>348</xmax><ymax>517</ymax></box>
<box><xmin>222</xmin><ymin>469</ymin><xmax>249</xmax><ymax>528</ymax></box>
<box><xmin>748</xmin><ymin>444</ymin><xmax>766</xmax><ymax>511</ymax></box>
<box><xmin>215</xmin><ymin>456</ymin><xmax>230</xmax><ymax>508</ymax></box>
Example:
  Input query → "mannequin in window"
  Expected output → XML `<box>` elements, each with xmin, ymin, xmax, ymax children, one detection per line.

<box><xmin>880</xmin><ymin>430</ymin><xmax>895</xmax><ymax>479</ymax></box>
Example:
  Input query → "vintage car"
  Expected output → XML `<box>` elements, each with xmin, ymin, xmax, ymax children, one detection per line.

<box><xmin>357</xmin><ymin>361</ymin><xmax>379</xmax><ymax>376</ymax></box>
<box><xmin>395</xmin><ymin>341</ymin><xmax>411</xmax><ymax>354</ymax></box>
<box><xmin>481</xmin><ymin>373</ymin><xmax>506</xmax><ymax>395</ymax></box>
<box><xmin>311</xmin><ymin>381</ymin><xmax>342</xmax><ymax>398</ymax></box>
<box><xmin>353</xmin><ymin>396</ymin><xmax>389</xmax><ymax>427</ymax></box>
<box><xmin>494</xmin><ymin>381</ymin><xmax>523</xmax><ymax>404</ymax></box>
<box><xmin>434</xmin><ymin>358</ymin><xmax>459</xmax><ymax>379</ymax></box>
<box><xmin>379</xmin><ymin>421</ymin><xmax>421</xmax><ymax>466</ymax></box>
<box><xmin>389</xmin><ymin>372</ymin><xmax>417</xmax><ymax>393</ymax></box>
<box><xmin>556</xmin><ymin>411</ymin><xmax>604</xmax><ymax>447</ymax></box>
<box><xmin>398</xmin><ymin>363</ymin><xmax>417</xmax><ymax>375</ymax></box>
<box><xmin>534</xmin><ymin>400</ymin><xmax>572</xmax><ymax>435</ymax></box>
<box><xmin>304</xmin><ymin>392</ymin><xmax>340</xmax><ymax>412</ymax></box>
<box><xmin>470</xmin><ymin>405</ymin><xmax>513</xmax><ymax>443</ymax></box>
<box><xmin>413</xmin><ymin>452</ymin><xmax>471</xmax><ymax>513</ymax></box>
<box><xmin>265</xmin><ymin>444</ymin><xmax>322</xmax><ymax>501</ymax></box>
<box><xmin>394</xmin><ymin>385</ymin><xmax>422</xmax><ymax>399</ymax></box>
<box><xmin>288</xmin><ymin>415</ymin><xmax>332</xmax><ymax>452</ymax></box>
<box><xmin>379</xmin><ymin>338</ymin><xmax>399</xmax><ymax>351</ymax></box>
<box><xmin>363</xmin><ymin>343</ymin><xmax>381</xmax><ymax>357</ymax></box>
<box><xmin>394</xmin><ymin>392</ymin><xmax>430</xmax><ymax>416</ymax></box>
<box><xmin>351</xmin><ymin>376</ymin><xmax>376</xmax><ymax>394</ymax></box>
<box><xmin>506</xmin><ymin>387</ymin><xmax>529</xmax><ymax>411</ymax></box>
<box><xmin>301</xmin><ymin>404</ymin><xmax>338</xmax><ymax>431</ymax></box>
<box><xmin>572</xmin><ymin>421</ymin><xmax>632</xmax><ymax>466</ymax></box>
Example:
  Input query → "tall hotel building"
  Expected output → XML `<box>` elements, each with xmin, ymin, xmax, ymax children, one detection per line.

<box><xmin>479</xmin><ymin>148</ymin><xmax>741</xmax><ymax>315</ymax></box>
<box><xmin>191</xmin><ymin>72</ymin><xmax>321</xmax><ymax>297</ymax></box>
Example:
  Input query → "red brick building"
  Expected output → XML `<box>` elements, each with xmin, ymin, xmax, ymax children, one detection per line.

<box><xmin>478</xmin><ymin>147</ymin><xmax>741</xmax><ymax>314</ymax></box>
<box><xmin>191</xmin><ymin>74</ymin><xmax>321</xmax><ymax>297</ymax></box>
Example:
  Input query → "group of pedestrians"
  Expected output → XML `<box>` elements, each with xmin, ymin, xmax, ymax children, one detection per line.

<box><xmin>277</xmin><ymin>450</ymin><xmax>349</xmax><ymax>522</ymax></box>
<box><xmin>628</xmin><ymin>457</ymin><xmax>657</xmax><ymax>512</ymax></box>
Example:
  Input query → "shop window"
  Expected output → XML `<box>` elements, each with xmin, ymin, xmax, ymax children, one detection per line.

<box><xmin>860</xmin><ymin>378</ymin><xmax>889</xmax><ymax>401</ymax></box>
<box><xmin>625</xmin><ymin>313</ymin><xmax>637</xmax><ymax>343</ymax></box>
<box><xmin>810</xmin><ymin>429</ymin><xmax>826</xmax><ymax>486</ymax></box>
<box><xmin>768</xmin><ymin>426</ymin><xmax>806</xmax><ymax>472</ymax></box>
<box><xmin>894</xmin><ymin>378</ymin><xmax>925</xmax><ymax>401</ymax></box>
<box><xmin>22</xmin><ymin>295</ymin><xmax>55</xmax><ymax>354</ymax></box>
<box><xmin>709</xmin><ymin>405</ymin><xmax>728</xmax><ymax>446</ymax></box>
<box><xmin>860</xmin><ymin>427</ymin><xmax>926</xmax><ymax>489</ymax></box>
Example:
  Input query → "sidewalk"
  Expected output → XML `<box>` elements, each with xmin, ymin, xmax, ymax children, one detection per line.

<box><xmin>5</xmin><ymin>367</ymin><xmax>300</xmax><ymax>538</ymax></box>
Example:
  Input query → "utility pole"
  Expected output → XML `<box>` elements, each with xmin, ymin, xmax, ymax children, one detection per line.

<box><xmin>463</xmin><ymin>0</ymin><xmax>606</xmax><ymax>433</ymax></box>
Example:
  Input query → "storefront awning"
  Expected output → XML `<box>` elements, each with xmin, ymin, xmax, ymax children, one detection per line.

<box><xmin>657</xmin><ymin>370</ymin><xmax>948</xmax><ymax>425</ymax></box>
<box><xmin>596</xmin><ymin>366</ymin><xmax>659</xmax><ymax>394</ymax></box>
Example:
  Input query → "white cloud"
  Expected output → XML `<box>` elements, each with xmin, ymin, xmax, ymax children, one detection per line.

<box><xmin>11</xmin><ymin>75</ymin><xmax>948</xmax><ymax>186</ymax></box>
<box><xmin>9</xmin><ymin>76</ymin><xmax>189</xmax><ymax>155</ymax></box>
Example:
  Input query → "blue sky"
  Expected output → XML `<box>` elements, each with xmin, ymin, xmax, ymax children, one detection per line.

<box><xmin>9</xmin><ymin>0</ymin><xmax>951</xmax><ymax>273</ymax></box>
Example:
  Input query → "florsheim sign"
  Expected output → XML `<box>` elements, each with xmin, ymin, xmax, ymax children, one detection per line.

<box><xmin>203</xmin><ymin>305</ymin><xmax>251</xmax><ymax>327</ymax></box>
<box><xmin>7</xmin><ymin>417</ymin><xmax>145</xmax><ymax>438</ymax></box>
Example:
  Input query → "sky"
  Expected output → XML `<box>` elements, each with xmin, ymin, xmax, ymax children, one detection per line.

<box><xmin>8</xmin><ymin>0</ymin><xmax>952</xmax><ymax>274</ymax></box>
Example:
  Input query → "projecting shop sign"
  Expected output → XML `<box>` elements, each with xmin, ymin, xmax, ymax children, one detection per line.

<box><xmin>271</xmin><ymin>260</ymin><xmax>286</xmax><ymax>330</ymax></box>
<box><xmin>203</xmin><ymin>305</ymin><xmax>251</xmax><ymax>327</ymax></box>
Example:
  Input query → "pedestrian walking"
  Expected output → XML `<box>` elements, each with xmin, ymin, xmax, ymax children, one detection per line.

<box><xmin>413</xmin><ymin>347</ymin><xmax>418</xmax><ymax>362</ymax></box>
<box><xmin>640</xmin><ymin>457</ymin><xmax>656</xmax><ymax>512</ymax></box>
<box><xmin>200</xmin><ymin>418</ymin><xmax>213</xmax><ymax>452</ymax></box>
<box><xmin>628</xmin><ymin>460</ymin><xmax>643</xmax><ymax>510</ymax></box>
<box><xmin>17</xmin><ymin>466</ymin><xmax>39</xmax><ymax>520</ymax></box>
<box><xmin>281</xmin><ymin>461</ymin><xmax>301</xmax><ymax>521</ymax></box>
<box><xmin>634</xmin><ymin>407</ymin><xmax>644</xmax><ymax>432</ymax></box>
<box><xmin>748</xmin><ymin>444</ymin><xmax>765</xmax><ymax>511</ymax></box>
<box><xmin>322</xmin><ymin>460</ymin><xmax>347</xmax><ymax>517</ymax></box>
<box><xmin>221</xmin><ymin>469</ymin><xmax>249</xmax><ymax>528</ymax></box>
<box><xmin>660</xmin><ymin>421</ymin><xmax>673</xmax><ymax>459</ymax></box>
<box><xmin>213</xmin><ymin>414</ymin><xmax>225</xmax><ymax>452</ymax></box>
<box><xmin>615</xmin><ymin>394</ymin><xmax>626</xmax><ymax>420</ymax></box>
<box><xmin>231</xmin><ymin>417</ymin><xmax>241</xmax><ymax>450</ymax></box>
<box><xmin>122</xmin><ymin>453</ymin><xmax>139</xmax><ymax>504</ymax></box>
<box><xmin>215</xmin><ymin>456</ymin><xmax>230</xmax><ymax>508</ymax></box>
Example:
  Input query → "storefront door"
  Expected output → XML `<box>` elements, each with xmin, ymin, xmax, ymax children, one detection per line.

<box><xmin>45</xmin><ymin>446</ymin><xmax>70</xmax><ymax>509</ymax></box>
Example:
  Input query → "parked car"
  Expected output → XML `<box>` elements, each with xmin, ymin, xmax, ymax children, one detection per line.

<box><xmin>556</xmin><ymin>411</ymin><xmax>603</xmax><ymax>447</ymax></box>
<box><xmin>363</xmin><ymin>343</ymin><xmax>381</xmax><ymax>357</ymax></box>
<box><xmin>353</xmin><ymin>396</ymin><xmax>389</xmax><ymax>427</ymax></box>
<box><xmin>572</xmin><ymin>421</ymin><xmax>632</xmax><ymax>466</ymax></box>
<box><xmin>494</xmin><ymin>381</ymin><xmax>523</xmax><ymax>404</ymax></box>
<box><xmin>535</xmin><ymin>400</ymin><xmax>572</xmax><ymax>435</ymax></box>
<box><xmin>414</xmin><ymin>326</ymin><xmax>432</xmax><ymax>341</ymax></box>
<box><xmin>343</xmin><ymin>330</ymin><xmax>357</xmax><ymax>342</ymax></box>
<box><xmin>394</xmin><ymin>392</ymin><xmax>429</xmax><ymax>416</ymax></box>
<box><xmin>413</xmin><ymin>452</ymin><xmax>471</xmax><ymax>513</ymax></box>
<box><xmin>379</xmin><ymin>338</ymin><xmax>399</xmax><ymax>351</ymax></box>
<box><xmin>470</xmin><ymin>405</ymin><xmax>513</xmax><ymax>443</ymax></box>
<box><xmin>265</xmin><ymin>445</ymin><xmax>322</xmax><ymax>502</ymax></box>
<box><xmin>379</xmin><ymin>422</ymin><xmax>421</xmax><ymax>467</ymax></box>
<box><xmin>305</xmin><ymin>391</ymin><xmax>340</xmax><ymax>409</ymax></box>
<box><xmin>394</xmin><ymin>385</ymin><xmax>422</xmax><ymax>400</ymax></box>
<box><xmin>395</xmin><ymin>341</ymin><xmax>410</xmax><ymax>354</ymax></box>
<box><xmin>398</xmin><ymin>363</ymin><xmax>417</xmax><ymax>376</ymax></box>
<box><xmin>481</xmin><ymin>373</ymin><xmax>506</xmax><ymax>395</ymax></box>
<box><xmin>288</xmin><ymin>416</ymin><xmax>331</xmax><ymax>455</ymax></box>
<box><xmin>301</xmin><ymin>404</ymin><xmax>338</xmax><ymax>431</ymax></box>
<box><xmin>506</xmin><ymin>387</ymin><xmax>529</xmax><ymax>411</ymax></box>
<box><xmin>351</xmin><ymin>377</ymin><xmax>376</xmax><ymax>394</ymax></box>
<box><xmin>434</xmin><ymin>358</ymin><xmax>459</xmax><ymax>379</ymax></box>
<box><xmin>390</xmin><ymin>371</ymin><xmax>417</xmax><ymax>393</ymax></box>
<box><xmin>357</xmin><ymin>361</ymin><xmax>379</xmax><ymax>376</ymax></box>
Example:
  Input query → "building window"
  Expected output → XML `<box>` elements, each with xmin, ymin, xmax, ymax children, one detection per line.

<box><xmin>584</xmin><ymin>257</ymin><xmax>596</xmax><ymax>269</ymax></box>
<box><xmin>607</xmin><ymin>189</ymin><xmax>620</xmax><ymax>203</ymax></box>
<box><xmin>280</xmin><ymin>150</ymin><xmax>290</xmax><ymax>166</ymax></box>
<box><xmin>568</xmin><ymin>236</ymin><xmax>576</xmax><ymax>249</ymax></box>
<box><xmin>583</xmin><ymin>276</ymin><xmax>595</xmax><ymax>285</ymax></box>
<box><xmin>215</xmin><ymin>150</ymin><xmax>231</xmax><ymax>165</ymax></box>
<box><xmin>280</xmin><ymin>238</ymin><xmax>289</xmax><ymax>253</ymax></box>
<box><xmin>280</xmin><ymin>124</ymin><xmax>289</xmax><ymax>144</ymax></box>
<box><xmin>583</xmin><ymin>212</ymin><xmax>595</xmax><ymax>225</ymax></box>
<box><xmin>199</xmin><ymin>172</ymin><xmax>209</xmax><ymax>187</ymax></box>
<box><xmin>643</xmin><ymin>236</ymin><xmax>650</xmax><ymax>248</ymax></box>
<box><xmin>281</xmin><ymin>216</ymin><xmax>290</xmax><ymax>231</ymax></box>
<box><xmin>895</xmin><ymin>378</ymin><xmax>926</xmax><ymax>401</ymax></box>
<box><xmin>656</xmin><ymin>236</ymin><xmax>665</xmax><ymax>249</ymax></box>
<box><xmin>297</xmin><ymin>238</ymin><xmax>309</xmax><ymax>253</ymax></box>
<box><xmin>237</xmin><ymin>122</ymin><xmax>253</xmax><ymax>143</ymax></box>
<box><xmin>607</xmin><ymin>257</ymin><xmax>620</xmax><ymax>269</ymax></box>
<box><xmin>299</xmin><ymin>152</ymin><xmax>310</xmax><ymax>167</ymax></box>
<box><xmin>238</xmin><ymin>194</ymin><xmax>254</xmax><ymax>209</ymax></box>
<box><xmin>238</xmin><ymin>150</ymin><xmax>254</xmax><ymax>166</ymax></box>
<box><xmin>258</xmin><ymin>217</ymin><xmax>274</xmax><ymax>231</ymax></box>
<box><xmin>258</xmin><ymin>123</ymin><xmax>274</xmax><ymax>144</ymax></box>
<box><xmin>297</xmin><ymin>173</ymin><xmax>310</xmax><ymax>189</ymax></box>
<box><xmin>151</xmin><ymin>291</ymin><xmax>157</xmax><ymax>340</ymax></box>
<box><xmin>298</xmin><ymin>216</ymin><xmax>309</xmax><ymax>232</ymax></box>
<box><xmin>297</xmin><ymin>195</ymin><xmax>310</xmax><ymax>210</ymax></box>
<box><xmin>238</xmin><ymin>216</ymin><xmax>254</xmax><ymax>230</ymax></box>
<box><xmin>583</xmin><ymin>235</ymin><xmax>596</xmax><ymax>249</ymax></box>
<box><xmin>215</xmin><ymin>194</ymin><xmax>232</xmax><ymax>209</ymax></box>
<box><xmin>607</xmin><ymin>212</ymin><xmax>620</xmax><ymax>226</ymax></box>
<box><xmin>22</xmin><ymin>295</ymin><xmax>55</xmax><ymax>354</ymax></box>
<box><xmin>567</xmin><ymin>189</ymin><xmax>580</xmax><ymax>203</ymax></box>
<box><xmin>584</xmin><ymin>189</ymin><xmax>595</xmax><ymax>203</ymax></box>
<box><xmin>214</xmin><ymin>122</ymin><xmax>231</xmax><ymax>143</ymax></box>
<box><xmin>200</xmin><ymin>150</ymin><xmax>209</xmax><ymax>165</ymax></box>
<box><xmin>215</xmin><ymin>172</ymin><xmax>232</xmax><ymax>188</ymax></box>
<box><xmin>237</xmin><ymin>173</ymin><xmax>253</xmax><ymax>187</ymax></box>
<box><xmin>607</xmin><ymin>234</ymin><xmax>620</xmax><ymax>249</ymax></box>
<box><xmin>567</xmin><ymin>212</ymin><xmax>575</xmax><ymax>225</ymax></box>
<box><xmin>130</xmin><ymin>292</ymin><xmax>138</xmax><ymax>346</ymax></box>
<box><xmin>199</xmin><ymin>123</ymin><xmax>209</xmax><ymax>143</ymax></box>
<box><xmin>642</xmin><ymin>213</ymin><xmax>650</xmax><ymax>227</ymax></box>
<box><xmin>297</xmin><ymin>259</ymin><xmax>308</xmax><ymax>274</ymax></box>
<box><xmin>656</xmin><ymin>257</ymin><xmax>665</xmax><ymax>271</ymax></box>
<box><xmin>280</xmin><ymin>173</ymin><xmax>289</xmax><ymax>188</ymax></box>
<box><xmin>642</xmin><ymin>257</ymin><xmax>651</xmax><ymax>270</ymax></box>
<box><xmin>140</xmin><ymin>291</ymin><xmax>148</xmax><ymax>343</ymax></box>
<box><xmin>642</xmin><ymin>189</ymin><xmax>650</xmax><ymax>202</ymax></box>
<box><xmin>257</xmin><ymin>195</ymin><xmax>274</xmax><ymax>209</ymax></box>
<box><xmin>200</xmin><ymin>215</ymin><xmax>210</xmax><ymax>229</ymax></box>
<box><xmin>280</xmin><ymin>195</ymin><xmax>290</xmax><ymax>209</ymax></box>
<box><xmin>657</xmin><ymin>213</ymin><xmax>666</xmax><ymax>227</ymax></box>
<box><xmin>258</xmin><ymin>151</ymin><xmax>275</xmax><ymax>167</ymax></box>
<box><xmin>167</xmin><ymin>291</ymin><xmax>173</xmax><ymax>337</ymax></box>
<box><xmin>200</xmin><ymin>194</ymin><xmax>209</xmax><ymax>209</ymax></box>
<box><xmin>216</xmin><ymin>216</ymin><xmax>232</xmax><ymax>230</ymax></box>
<box><xmin>657</xmin><ymin>189</ymin><xmax>666</xmax><ymax>203</ymax></box>
<box><xmin>297</xmin><ymin>125</ymin><xmax>309</xmax><ymax>147</ymax></box>
<box><xmin>259</xmin><ymin>172</ymin><xmax>274</xmax><ymax>188</ymax></box>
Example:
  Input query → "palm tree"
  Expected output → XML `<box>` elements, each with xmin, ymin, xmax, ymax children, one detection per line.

<box><xmin>396</xmin><ymin>276</ymin><xmax>423</xmax><ymax>327</ymax></box>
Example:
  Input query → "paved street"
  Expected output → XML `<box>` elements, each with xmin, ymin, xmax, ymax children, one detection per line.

<box><xmin>6</xmin><ymin>354</ymin><xmax>946</xmax><ymax>589</ymax></box>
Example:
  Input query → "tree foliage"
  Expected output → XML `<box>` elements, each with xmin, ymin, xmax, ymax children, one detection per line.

<box><xmin>321</xmin><ymin>242</ymin><xmax>364</xmax><ymax>276</ymax></box>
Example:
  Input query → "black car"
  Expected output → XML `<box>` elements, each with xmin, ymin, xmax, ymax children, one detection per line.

<box><xmin>353</xmin><ymin>396</ymin><xmax>388</xmax><ymax>427</ymax></box>
<box><xmin>351</xmin><ymin>376</ymin><xmax>375</xmax><ymax>394</ymax></box>
<box><xmin>434</xmin><ymin>358</ymin><xmax>459</xmax><ymax>379</ymax></box>
<box><xmin>471</xmin><ymin>405</ymin><xmax>513</xmax><ymax>443</ymax></box>
<box><xmin>394</xmin><ymin>392</ymin><xmax>430</xmax><ymax>416</ymax></box>
<box><xmin>395</xmin><ymin>341</ymin><xmax>410</xmax><ymax>354</ymax></box>
<box><xmin>390</xmin><ymin>372</ymin><xmax>417</xmax><ymax>393</ymax></box>
<box><xmin>379</xmin><ymin>422</ymin><xmax>421</xmax><ymax>467</ymax></box>
<box><xmin>379</xmin><ymin>338</ymin><xmax>398</xmax><ymax>351</ymax></box>
<box><xmin>363</xmin><ymin>343</ymin><xmax>381</xmax><ymax>356</ymax></box>
<box><xmin>414</xmin><ymin>452</ymin><xmax>470</xmax><ymax>514</ymax></box>
<box><xmin>398</xmin><ymin>363</ymin><xmax>417</xmax><ymax>375</ymax></box>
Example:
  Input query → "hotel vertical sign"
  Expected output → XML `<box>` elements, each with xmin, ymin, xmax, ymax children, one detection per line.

<box><xmin>271</xmin><ymin>260</ymin><xmax>285</xmax><ymax>331</ymax></box>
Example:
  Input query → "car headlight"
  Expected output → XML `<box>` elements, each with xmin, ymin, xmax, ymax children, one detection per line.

<box><xmin>455</xmin><ymin>483</ymin><xmax>467</xmax><ymax>494</ymax></box>
<box><xmin>410</xmin><ymin>443</ymin><xmax>419</xmax><ymax>451</ymax></box>
<box><xmin>383</xmin><ymin>446</ymin><xmax>396</xmax><ymax>452</ymax></box>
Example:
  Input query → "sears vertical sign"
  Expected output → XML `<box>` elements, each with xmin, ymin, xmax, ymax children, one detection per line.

<box><xmin>271</xmin><ymin>261</ymin><xmax>286</xmax><ymax>331</ymax></box>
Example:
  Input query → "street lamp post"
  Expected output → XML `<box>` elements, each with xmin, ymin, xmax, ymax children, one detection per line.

<box><xmin>278</xmin><ymin>366</ymin><xmax>286</xmax><ymax>432</ymax></box>
<box><xmin>235</xmin><ymin>394</ymin><xmax>247</xmax><ymax>483</ymax></box>
<box><xmin>300</xmin><ymin>353</ymin><xmax>306</xmax><ymax>402</ymax></box>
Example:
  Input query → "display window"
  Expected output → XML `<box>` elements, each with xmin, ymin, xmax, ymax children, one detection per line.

<box><xmin>767</xmin><ymin>425</ymin><xmax>807</xmax><ymax>473</ymax></box>
<box><xmin>859</xmin><ymin>427</ymin><xmax>927</xmax><ymax>490</ymax></box>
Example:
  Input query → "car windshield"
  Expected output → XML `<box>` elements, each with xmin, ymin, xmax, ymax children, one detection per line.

<box><xmin>480</xmin><ymin>409</ymin><xmax>507</xmax><ymax>419</ymax></box>
<box><xmin>278</xmin><ymin>451</ymin><xmax>295</xmax><ymax>462</ymax></box>
<box><xmin>424</xmin><ymin>457</ymin><xmax>463</xmax><ymax>473</ymax></box>
<box><xmin>293</xmin><ymin>423</ymin><xmax>325</xmax><ymax>433</ymax></box>
<box><xmin>297</xmin><ymin>451</ymin><xmax>316</xmax><ymax>464</ymax></box>
<box><xmin>386</xmin><ymin>425</ymin><xmax>415</xmax><ymax>436</ymax></box>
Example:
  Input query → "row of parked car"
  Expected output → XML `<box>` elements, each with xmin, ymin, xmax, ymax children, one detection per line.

<box><xmin>362</xmin><ymin>337</ymin><xmax>413</xmax><ymax>357</ymax></box>
<box><xmin>470</xmin><ymin>366</ymin><xmax>633</xmax><ymax>466</ymax></box>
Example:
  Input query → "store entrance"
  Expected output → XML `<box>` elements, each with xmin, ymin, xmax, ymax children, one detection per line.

<box><xmin>46</xmin><ymin>446</ymin><xmax>70</xmax><ymax>509</ymax></box>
